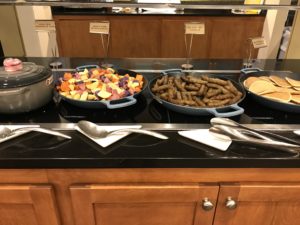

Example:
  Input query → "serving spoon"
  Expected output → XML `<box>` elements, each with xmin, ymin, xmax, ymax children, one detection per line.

<box><xmin>0</xmin><ymin>126</ymin><xmax>71</xmax><ymax>139</ymax></box>
<box><xmin>77</xmin><ymin>120</ymin><xmax>168</xmax><ymax>140</ymax></box>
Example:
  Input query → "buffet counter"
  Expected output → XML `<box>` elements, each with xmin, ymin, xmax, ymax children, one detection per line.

<box><xmin>1</xmin><ymin>58</ymin><xmax>300</xmax><ymax>225</ymax></box>
<box><xmin>0</xmin><ymin>57</ymin><xmax>300</xmax><ymax>169</ymax></box>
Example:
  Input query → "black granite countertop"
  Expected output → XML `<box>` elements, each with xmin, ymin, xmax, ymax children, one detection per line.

<box><xmin>51</xmin><ymin>6</ymin><xmax>266</xmax><ymax>17</ymax></box>
<box><xmin>1</xmin><ymin>57</ymin><xmax>300</xmax><ymax>169</ymax></box>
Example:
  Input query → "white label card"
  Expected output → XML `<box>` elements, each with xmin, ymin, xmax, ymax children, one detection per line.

<box><xmin>89</xmin><ymin>22</ymin><xmax>110</xmax><ymax>34</ymax></box>
<box><xmin>185</xmin><ymin>22</ymin><xmax>205</xmax><ymax>35</ymax></box>
<box><xmin>35</xmin><ymin>20</ymin><xmax>56</xmax><ymax>32</ymax></box>
<box><xmin>251</xmin><ymin>37</ymin><xmax>267</xmax><ymax>49</ymax></box>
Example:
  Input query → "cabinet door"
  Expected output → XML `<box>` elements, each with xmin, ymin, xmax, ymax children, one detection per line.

<box><xmin>109</xmin><ymin>17</ymin><xmax>161</xmax><ymax>58</ymax></box>
<box><xmin>214</xmin><ymin>183</ymin><xmax>300</xmax><ymax>225</ymax></box>
<box><xmin>161</xmin><ymin>19</ymin><xmax>211</xmax><ymax>58</ymax></box>
<box><xmin>55</xmin><ymin>19</ymin><xmax>108</xmax><ymax>57</ymax></box>
<box><xmin>0</xmin><ymin>185</ymin><xmax>60</xmax><ymax>225</ymax></box>
<box><xmin>209</xmin><ymin>17</ymin><xmax>264</xmax><ymax>59</ymax></box>
<box><xmin>70</xmin><ymin>183</ymin><xmax>218</xmax><ymax>225</ymax></box>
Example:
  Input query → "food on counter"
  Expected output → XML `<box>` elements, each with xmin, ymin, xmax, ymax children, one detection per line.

<box><xmin>269</xmin><ymin>75</ymin><xmax>291</xmax><ymax>88</ymax></box>
<box><xmin>151</xmin><ymin>75</ymin><xmax>243</xmax><ymax>108</ymax></box>
<box><xmin>3</xmin><ymin>58</ymin><xmax>23</xmax><ymax>72</ymax></box>
<box><xmin>248</xmin><ymin>80</ymin><xmax>276</xmax><ymax>95</ymax></box>
<box><xmin>291</xmin><ymin>95</ymin><xmax>300</xmax><ymax>104</ymax></box>
<box><xmin>56</xmin><ymin>68</ymin><xmax>144</xmax><ymax>101</ymax></box>
<box><xmin>286</xmin><ymin>77</ymin><xmax>300</xmax><ymax>87</ymax></box>
<box><xmin>261</xmin><ymin>92</ymin><xmax>291</xmax><ymax>103</ymax></box>
<box><xmin>244</xmin><ymin>75</ymin><xmax>300</xmax><ymax>104</ymax></box>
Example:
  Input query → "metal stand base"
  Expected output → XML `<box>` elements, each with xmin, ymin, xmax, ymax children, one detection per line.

<box><xmin>181</xmin><ymin>63</ymin><xmax>193</xmax><ymax>70</ymax></box>
<box><xmin>101</xmin><ymin>63</ymin><xmax>114</xmax><ymax>69</ymax></box>
<box><xmin>49</xmin><ymin>61</ymin><xmax>62</xmax><ymax>69</ymax></box>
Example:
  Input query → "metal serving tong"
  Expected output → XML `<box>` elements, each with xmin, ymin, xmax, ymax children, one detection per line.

<box><xmin>210</xmin><ymin>118</ymin><xmax>300</xmax><ymax>147</ymax></box>
<box><xmin>209</xmin><ymin>118</ymin><xmax>300</xmax><ymax>155</ymax></box>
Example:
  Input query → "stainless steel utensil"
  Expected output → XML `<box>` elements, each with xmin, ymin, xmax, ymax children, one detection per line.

<box><xmin>0</xmin><ymin>126</ymin><xmax>71</xmax><ymax>139</ymax></box>
<box><xmin>211</xmin><ymin>117</ymin><xmax>300</xmax><ymax>145</ymax></box>
<box><xmin>211</xmin><ymin>125</ymin><xmax>300</xmax><ymax>148</ymax></box>
<box><xmin>294</xmin><ymin>130</ymin><xmax>300</xmax><ymax>136</ymax></box>
<box><xmin>78</xmin><ymin>120</ymin><xmax>168</xmax><ymax>140</ymax></box>
<box><xmin>209</xmin><ymin>126</ymin><xmax>300</xmax><ymax>155</ymax></box>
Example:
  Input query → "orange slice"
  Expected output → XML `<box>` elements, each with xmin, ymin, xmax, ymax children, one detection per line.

<box><xmin>269</xmin><ymin>75</ymin><xmax>291</xmax><ymax>88</ymax></box>
<box><xmin>291</xmin><ymin>95</ymin><xmax>300</xmax><ymax>104</ymax></box>
<box><xmin>249</xmin><ymin>80</ymin><xmax>277</xmax><ymax>95</ymax></box>
<box><xmin>286</xmin><ymin>77</ymin><xmax>300</xmax><ymax>87</ymax></box>
<box><xmin>262</xmin><ymin>92</ymin><xmax>291</xmax><ymax>103</ymax></box>
<box><xmin>244</xmin><ymin>77</ymin><xmax>260</xmax><ymax>88</ymax></box>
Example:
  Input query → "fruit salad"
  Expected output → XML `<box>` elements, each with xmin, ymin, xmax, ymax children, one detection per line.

<box><xmin>56</xmin><ymin>68</ymin><xmax>144</xmax><ymax>101</ymax></box>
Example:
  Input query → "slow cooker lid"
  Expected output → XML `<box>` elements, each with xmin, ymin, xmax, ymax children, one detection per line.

<box><xmin>0</xmin><ymin>62</ymin><xmax>51</xmax><ymax>88</ymax></box>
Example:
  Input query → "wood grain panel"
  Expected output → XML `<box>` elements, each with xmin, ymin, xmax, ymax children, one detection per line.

<box><xmin>161</xmin><ymin>18</ymin><xmax>211</xmax><ymax>58</ymax></box>
<box><xmin>209</xmin><ymin>17</ymin><xmax>264</xmax><ymax>59</ymax></box>
<box><xmin>55</xmin><ymin>18</ymin><xmax>108</xmax><ymax>57</ymax></box>
<box><xmin>109</xmin><ymin>17</ymin><xmax>161</xmax><ymax>58</ymax></box>
<box><xmin>0</xmin><ymin>204</ymin><xmax>38</xmax><ymax>225</ymax></box>
<box><xmin>0</xmin><ymin>185</ymin><xmax>60</xmax><ymax>225</ymax></box>
<box><xmin>70</xmin><ymin>183</ymin><xmax>219</xmax><ymax>225</ymax></box>
<box><xmin>214</xmin><ymin>183</ymin><xmax>300</xmax><ymax>225</ymax></box>
<box><xmin>94</xmin><ymin>203</ymin><xmax>196</xmax><ymax>225</ymax></box>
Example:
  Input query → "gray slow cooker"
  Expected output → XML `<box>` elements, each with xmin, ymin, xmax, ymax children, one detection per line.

<box><xmin>0</xmin><ymin>62</ymin><xmax>54</xmax><ymax>113</ymax></box>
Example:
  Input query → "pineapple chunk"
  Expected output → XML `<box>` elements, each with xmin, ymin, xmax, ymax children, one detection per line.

<box><xmin>97</xmin><ymin>90</ymin><xmax>112</xmax><ymax>99</ymax></box>
<box><xmin>70</xmin><ymin>90</ymin><xmax>77</xmax><ymax>96</ymax></box>
<box><xmin>69</xmin><ymin>84</ymin><xmax>75</xmax><ymax>91</ymax></box>
<box><xmin>80</xmin><ymin>91</ymin><xmax>88</xmax><ymax>101</ymax></box>
<box><xmin>73</xmin><ymin>94</ymin><xmax>81</xmax><ymax>100</ymax></box>
<box><xmin>68</xmin><ymin>78</ymin><xmax>76</xmax><ymax>84</ymax></box>
<box><xmin>87</xmin><ymin>94</ymin><xmax>97</xmax><ymax>100</ymax></box>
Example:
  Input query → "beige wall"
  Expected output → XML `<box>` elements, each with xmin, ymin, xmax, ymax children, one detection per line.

<box><xmin>16</xmin><ymin>6</ymin><xmax>57</xmax><ymax>57</ymax></box>
<box><xmin>257</xmin><ymin>0</ymin><xmax>290</xmax><ymax>59</ymax></box>
<box><xmin>286</xmin><ymin>1</ymin><xmax>300</xmax><ymax>59</ymax></box>
<box><xmin>0</xmin><ymin>6</ymin><xmax>24</xmax><ymax>56</ymax></box>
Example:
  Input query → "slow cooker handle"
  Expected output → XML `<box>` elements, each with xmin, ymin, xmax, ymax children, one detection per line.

<box><xmin>205</xmin><ymin>104</ymin><xmax>244</xmax><ymax>118</ymax></box>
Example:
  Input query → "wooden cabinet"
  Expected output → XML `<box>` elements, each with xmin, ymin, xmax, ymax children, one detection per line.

<box><xmin>70</xmin><ymin>183</ymin><xmax>219</xmax><ymax>225</ymax></box>
<box><xmin>161</xmin><ymin>18</ymin><xmax>211</xmax><ymax>58</ymax></box>
<box><xmin>109</xmin><ymin>17</ymin><xmax>161</xmax><ymax>58</ymax></box>
<box><xmin>0</xmin><ymin>185</ymin><xmax>60</xmax><ymax>225</ymax></box>
<box><xmin>214</xmin><ymin>183</ymin><xmax>300</xmax><ymax>225</ymax></box>
<box><xmin>54</xmin><ymin>15</ymin><xmax>265</xmax><ymax>58</ymax></box>
<box><xmin>2</xmin><ymin>169</ymin><xmax>300</xmax><ymax>225</ymax></box>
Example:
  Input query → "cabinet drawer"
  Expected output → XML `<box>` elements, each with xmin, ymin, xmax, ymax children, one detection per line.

<box><xmin>70</xmin><ymin>183</ymin><xmax>219</xmax><ymax>225</ymax></box>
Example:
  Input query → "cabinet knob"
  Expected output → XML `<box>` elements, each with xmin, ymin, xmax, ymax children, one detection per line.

<box><xmin>225</xmin><ymin>197</ymin><xmax>237</xmax><ymax>209</ymax></box>
<box><xmin>202</xmin><ymin>198</ymin><xmax>214</xmax><ymax>211</ymax></box>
